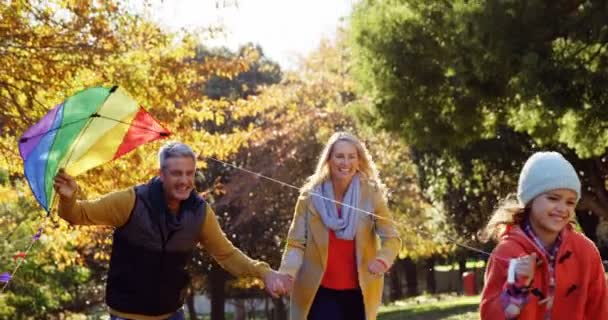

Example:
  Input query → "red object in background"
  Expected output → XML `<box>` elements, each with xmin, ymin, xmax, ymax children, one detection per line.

<box><xmin>462</xmin><ymin>271</ymin><xmax>477</xmax><ymax>296</ymax></box>
<box><xmin>13</xmin><ymin>252</ymin><xmax>26</xmax><ymax>261</ymax></box>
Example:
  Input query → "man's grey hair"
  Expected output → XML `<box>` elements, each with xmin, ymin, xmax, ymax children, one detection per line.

<box><xmin>158</xmin><ymin>141</ymin><xmax>196</xmax><ymax>170</ymax></box>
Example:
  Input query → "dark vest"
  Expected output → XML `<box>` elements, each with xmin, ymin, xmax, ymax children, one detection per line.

<box><xmin>106</xmin><ymin>178</ymin><xmax>206</xmax><ymax>315</ymax></box>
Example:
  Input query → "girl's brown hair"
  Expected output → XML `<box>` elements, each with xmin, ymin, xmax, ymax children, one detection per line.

<box><xmin>481</xmin><ymin>193</ymin><xmax>578</xmax><ymax>242</ymax></box>
<box><xmin>480</xmin><ymin>196</ymin><xmax>529</xmax><ymax>242</ymax></box>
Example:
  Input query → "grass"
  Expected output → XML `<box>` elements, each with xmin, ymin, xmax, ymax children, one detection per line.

<box><xmin>79</xmin><ymin>294</ymin><xmax>481</xmax><ymax>320</ymax></box>
<box><xmin>192</xmin><ymin>295</ymin><xmax>481</xmax><ymax>320</ymax></box>
<box><xmin>434</xmin><ymin>261</ymin><xmax>486</xmax><ymax>272</ymax></box>
<box><xmin>378</xmin><ymin>294</ymin><xmax>480</xmax><ymax>320</ymax></box>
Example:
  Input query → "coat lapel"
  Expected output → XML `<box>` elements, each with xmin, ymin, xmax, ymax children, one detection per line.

<box><xmin>306</xmin><ymin>182</ymin><xmax>374</xmax><ymax>270</ymax></box>
<box><xmin>306</xmin><ymin>200</ymin><xmax>329</xmax><ymax>268</ymax></box>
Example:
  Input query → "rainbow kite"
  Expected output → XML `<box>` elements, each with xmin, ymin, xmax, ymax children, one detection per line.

<box><xmin>18</xmin><ymin>86</ymin><xmax>171</xmax><ymax>211</ymax></box>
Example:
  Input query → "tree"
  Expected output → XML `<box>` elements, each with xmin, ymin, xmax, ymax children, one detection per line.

<box><xmin>0</xmin><ymin>181</ymin><xmax>102</xmax><ymax>318</ymax></box>
<box><xmin>199</xmin><ymin>44</ymin><xmax>283</xmax><ymax>100</ymax></box>
<box><xmin>0</xmin><ymin>0</ymin><xmax>271</xmax><ymax>317</ymax></box>
<box><xmin>350</xmin><ymin>0</ymin><xmax>608</xmax><ymax>244</ymax></box>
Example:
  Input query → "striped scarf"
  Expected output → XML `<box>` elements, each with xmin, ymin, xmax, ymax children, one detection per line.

<box><xmin>523</xmin><ymin>220</ymin><xmax>562</xmax><ymax>320</ymax></box>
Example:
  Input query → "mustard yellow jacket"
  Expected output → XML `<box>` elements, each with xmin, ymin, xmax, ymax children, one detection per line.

<box><xmin>279</xmin><ymin>181</ymin><xmax>401</xmax><ymax>320</ymax></box>
<box><xmin>58</xmin><ymin>187</ymin><xmax>271</xmax><ymax>320</ymax></box>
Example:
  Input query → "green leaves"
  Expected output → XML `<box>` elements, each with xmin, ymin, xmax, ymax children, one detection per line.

<box><xmin>351</xmin><ymin>0</ymin><xmax>608</xmax><ymax>157</ymax></box>
<box><xmin>349</xmin><ymin>0</ymin><xmax>608</xmax><ymax>245</ymax></box>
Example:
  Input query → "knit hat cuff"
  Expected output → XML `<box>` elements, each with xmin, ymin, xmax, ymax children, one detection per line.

<box><xmin>517</xmin><ymin>177</ymin><xmax>581</xmax><ymax>206</ymax></box>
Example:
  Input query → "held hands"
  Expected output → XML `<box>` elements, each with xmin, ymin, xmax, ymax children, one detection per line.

<box><xmin>53</xmin><ymin>169</ymin><xmax>78</xmax><ymax>199</ymax></box>
<box><xmin>368</xmin><ymin>259</ymin><xmax>389</xmax><ymax>277</ymax></box>
<box><xmin>263</xmin><ymin>259</ymin><xmax>388</xmax><ymax>298</ymax></box>
<box><xmin>263</xmin><ymin>270</ymin><xmax>293</xmax><ymax>298</ymax></box>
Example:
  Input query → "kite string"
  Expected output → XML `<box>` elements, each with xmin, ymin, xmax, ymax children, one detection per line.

<box><xmin>203</xmin><ymin>155</ymin><xmax>508</xmax><ymax>263</ymax></box>
<box><xmin>5</xmin><ymin>114</ymin><xmax>508</xmax><ymax>295</ymax></box>
<box><xmin>95</xmin><ymin>114</ymin><xmax>168</xmax><ymax>135</ymax></box>
<box><xmin>64</xmin><ymin>114</ymin><xmax>510</xmax><ymax>261</ymax></box>
<box><xmin>0</xmin><ymin>215</ymin><xmax>47</xmax><ymax>293</ymax></box>
<box><xmin>3</xmin><ymin>231</ymin><xmax>42</xmax><ymax>246</ymax></box>
<box><xmin>19</xmin><ymin>116</ymin><xmax>92</xmax><ymax>142</ymax></box>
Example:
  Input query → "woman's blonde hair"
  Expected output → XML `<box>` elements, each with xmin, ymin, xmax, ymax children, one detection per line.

<box><xmin>301</xmin><ymin>132</ymin><xmax>385</xmax><ymax>195</ymax></box>
<box><xmin>480</xmin><ymin>194</ymin><xmax>577</xmax><ymax>242</ymax></box>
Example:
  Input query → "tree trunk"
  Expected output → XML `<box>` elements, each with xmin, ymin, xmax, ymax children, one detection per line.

<box><xmin>577</xmin><ymin>157</ymin><xmax>608</xmax><ymax>220</ymax></box>
<box><xmin>186</xmin><ymin>285</ymin><xmax>199</xmax><ymax>320</ymax></box>
<box><xmin>458</xmin><ymin>258</ymin><xmax>467</xmax><ymax>276</ymax></box>
<box><xmin>265</xmin><ymin>297</ymin><xmax>271</xmax><ymax>320</ymax></box>
<box><xmin>579</xmin><ymin>195</ymin><xmax>608</xmax><ymax>220</ymax></box>
<box><xmin>404</xmin><ymin>257</ymin><xmax>418</xmax><ymax>297</ymax></box>
<box><xmin>388</xmin><ymin>259</ymin><xmax>404</xmax><ymax>301</ymax></box>
<box><xmin>233</xmin><ymin>299</ymin><xmax>245</xmax><ymax>320</ymax></box>
<box><xmin>576</xmin><ymin>210</ymin><xmax>599</xmax><ymax>243</ymax></box>
<box><xmin>209</xmin><ymin>265</ymin><xmax>229</xmax><ymax>320</ymax></box>
<box><xmin>426</xmin><ymin>256</ymin><xmax>436</xmax><ymax>294</ymax></box>
<box><xmin>272</xmin><ymin>298</ymin><xmax>287</xmax><ymax>320</ymax></box>
<box><xmin>458</xmin><ymin>257</ymin><xmax>468</xmax><ymax>294</ymax></box>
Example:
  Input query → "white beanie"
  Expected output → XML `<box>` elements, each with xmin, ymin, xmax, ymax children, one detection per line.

<box><xmin>517</xmin><ymin>151</ymin><xmax>581</xmax><ymax>206</ymax></box>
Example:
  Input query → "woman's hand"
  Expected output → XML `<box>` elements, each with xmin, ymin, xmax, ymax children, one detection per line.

<box><xmin>368</xmin><ymin>259</ymin><xmax>388</xmax><ymax>277</ymax></box>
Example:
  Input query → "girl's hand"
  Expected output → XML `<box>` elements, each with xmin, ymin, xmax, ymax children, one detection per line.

<box><xmin>510</xmin><ymin>253</ymin><xmax>537</xmax><ymax>287</ymax></box>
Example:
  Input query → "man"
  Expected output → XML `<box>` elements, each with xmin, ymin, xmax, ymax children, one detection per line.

<box><xmin>54</xmin><ymin>141</ymin><xmax>287</xmax><ymax>320</ymax></box>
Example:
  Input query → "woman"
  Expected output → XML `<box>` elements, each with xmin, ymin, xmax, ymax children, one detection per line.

<box><xmin>480</xmin><ymin>151</ymin><xmax>608</xmax><ymax>319</ymax></box>
<box><xmin>278</xmin><ymin>132</ymin><xmax>401</xmax><ymax>320</ymax></box>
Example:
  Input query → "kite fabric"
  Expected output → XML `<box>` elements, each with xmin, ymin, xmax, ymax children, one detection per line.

<box><xmin>18</xmin><ymin>86</ymin><xmax>171</xmax><ymax>211</ymax></box>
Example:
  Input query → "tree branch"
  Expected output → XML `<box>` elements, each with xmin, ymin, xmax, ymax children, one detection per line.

<box><xmin>579</xmin><ymin>192</ymin><xmax>608</xmax><ymax>219</ymax></box>
<box><xmin>584</xmin><ymin>158</ymin><xmax>608</xmax><ymax>210</ymax></box>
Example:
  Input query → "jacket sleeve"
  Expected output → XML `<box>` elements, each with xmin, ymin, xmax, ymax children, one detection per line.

<box><xmin>278</xmin><ymin>196</ymin><xmax>308</xmax><ymax>277</ymax></box>
<box><xmin>481</xmin><ymin>249</ymin><xmax>510</xmax><ymax>319</ymax></box>
<box><xmin>585</xmin><ymin>245</ymin><xmax>608</xmax><ymax>318</ymax></box>
<box><xmin>371</xmin><ymin>188</ymin><xmax>401</xmax><ymax>267</ymax></box>
<box><xmin>57</xmin><ymin>188</ymin><xmax>135</xmax><ymax>227</ymax></box>
<box><xmin>199</xmin><ymin>204</ymin><xmax>272</xmax><ymax>279</ymax></box>
<box><xmin>480</xmin><ymin>241</ymin><xmax>530</xmax><ymax>320</ymax></box>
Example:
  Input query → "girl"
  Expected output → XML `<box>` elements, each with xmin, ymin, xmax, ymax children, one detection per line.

<box><xmin>278</xmin><ymin>132</ymin><xmax>401</xmax><ymax>320</ymax></box>
<box><xmin>480</xmin><ymin>151</ymin><xmax>608</xmax><ymax>319</ymax></box>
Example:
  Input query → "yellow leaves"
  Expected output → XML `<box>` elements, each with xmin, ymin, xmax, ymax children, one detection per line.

<box><xmin>67</xmin><ymin>0</ymin><xmax>91</xmax><ymax>17</ymax></box>
<box><xmin>229</xmin><ymin>277</ymin><xmax>264</xmax><ymax>290</ymax></box>
<box><xmin>199</xmin><ymin>54</ymin><xmax>253</xmax><ymax>79</ymax></box>
<box><xmin>0</xmin><ymin>0</ymin><xmax>281</xmax><ymax>283</ymax></box>
<box><xmin>92</xmin><ymin>251</ymin><xmax>110</xmax><ymax>261</ymax></box>
<box><xmin>0</xmin><ymin>185</ymin><xmax>19</xmax><ymax>204</ymax></box>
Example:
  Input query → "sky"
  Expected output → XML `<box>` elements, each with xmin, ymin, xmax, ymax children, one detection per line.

<box><xmin>143</xmin><ymin>0</ymin><xmax>356</xmax><ymax>70</ymax></box>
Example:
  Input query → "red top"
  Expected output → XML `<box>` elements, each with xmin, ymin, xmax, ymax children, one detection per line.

<box><xmin>320</xmin><ymin>208</ymin><xmax>359</xmax><ymax>290</ymax></box>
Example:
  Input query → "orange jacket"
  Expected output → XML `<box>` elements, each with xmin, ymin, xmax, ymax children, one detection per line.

<box><xmin>481</xmin><ymin>225</ymin><xmax>608</xmax><ymax>319</ymax></box>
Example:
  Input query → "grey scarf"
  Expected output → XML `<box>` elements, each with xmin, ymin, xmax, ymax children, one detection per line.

<box><xmin>311</xmin><ymin>174</ymin><xmax>365</xmax><ymax>240</ymax></box>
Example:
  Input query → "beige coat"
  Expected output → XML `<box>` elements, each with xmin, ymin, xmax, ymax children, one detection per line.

<box><xmin>279</xmin><ymin>181</ymin><xmax>401</xmax><ymax>320</ymax></box>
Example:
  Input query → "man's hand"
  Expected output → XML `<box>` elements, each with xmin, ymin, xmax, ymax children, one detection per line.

<box><xmin>53</xmin><ymin>169</ymin><xmax>78</xmax><ymax>199</ymax></box>
<box><xmin>264</xmin><ymin>270</ymin><xmax>293</xmax><ymax>298</ymax></box>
